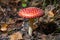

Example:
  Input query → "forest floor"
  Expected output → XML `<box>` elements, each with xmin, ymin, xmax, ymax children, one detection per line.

<box><xmin>0</xmin><ymin>0</ymin><xmax>60</xmax><ymax>40</ymax></box>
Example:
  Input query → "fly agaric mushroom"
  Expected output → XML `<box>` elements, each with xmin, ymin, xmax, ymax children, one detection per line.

<box><xmin>18</xmin><ymin>7</ymin><xmax>44</xmax><ymax>36</ymax></box>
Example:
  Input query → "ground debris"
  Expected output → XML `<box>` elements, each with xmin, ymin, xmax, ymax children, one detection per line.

<box><xmin>0</xmin><ymin>0</ymin><xmax>60</xmax><ymax>40</ymax></box>
<box><xmin>9</xmin><ymin>32</ymin><xmax>23</xmax><ymax>40</ymax></box>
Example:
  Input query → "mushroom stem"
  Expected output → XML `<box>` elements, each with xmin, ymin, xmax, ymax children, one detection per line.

<box><xmin>28</xmin><ymin>18</ymin><xmax>35</xmax><ymax>36</ymax></box>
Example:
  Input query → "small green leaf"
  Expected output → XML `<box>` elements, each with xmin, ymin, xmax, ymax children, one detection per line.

<box><xmin>22</xmin><ymin>3</ymin><xmax>27</xmax><ymax>7</ymax></box>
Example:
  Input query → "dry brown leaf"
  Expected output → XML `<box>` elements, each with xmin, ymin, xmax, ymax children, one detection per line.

<box><xmin>40</xmin><ymin>34</ymin><xmax>47</xmax><ymax>40</ymax></box>
<box><xmin>15</xmin><ymin>0</ymin><xmax>21</xmax><ymax>3</ymax></box>
<box><xmin>9</xmin><ymin>32</ymin><xmax>23</xmax><ymax>40</ymax></box>
<box><xmin>1</xmin><ymin>23</ymin><xmax>8</xmax><ymax>31</ymax></box>
<box><xmin>32</xmin><ymin>24</ymin><xmax>38</xmax><ymax>30</ymax></box>
<box><xmin>7</xmin><ymin>18</ymin><xmax>15</xmax><ymax>24</ymax></box>
<box><xmin>50</xmin><ymin>19</ymin><xmax>54</xmax><ymax>22</ymax></box>
<box><xmin>0</xmin><ymin>0</ymin><xmax>9</xmax><ymax>5</ymax></box>
<box><xmin>17</xmin><ymin>18</ymin><xmax>24</xmax><ymax>20</ymax></box>
<box><xmin>48</xmin><ymin>11</ymin><xmax>54</xmax><ymax>18</ymax></box>
<box><xmin>47</xmin><ymin>10</ymin><xmax>55</xmax><ymax>22</ymax></box>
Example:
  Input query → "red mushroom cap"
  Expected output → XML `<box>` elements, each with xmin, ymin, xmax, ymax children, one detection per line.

<box><xmin>18</xmin><ymin>7</ymin><xmax>44</xmax><ymax>18</ymax></box>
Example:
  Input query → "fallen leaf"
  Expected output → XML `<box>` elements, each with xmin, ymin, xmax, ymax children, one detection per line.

<box><xmin>32</xmin><ymin>24</ymin><xmax>38</xmax><ymax>30</ymax></box>
<box><xmin>49</xmin><ymin>19</ymin><xmax>54</xmax><ymax>22</ymax></box>
<box><xmin>7</xmin><ymin>18</ymin><xmax>15</xmax><ymax>24</ymax></box>
<box><xmin>9</xmin><ymin>32</ymin><xmax>23</xmax><ymax>40</ymax></box>
<box><xmin>1</xmin><ymin>23</ymin><xmax>8</xmax><ymax>31</ymax></box>
<box><xmin>40</xmin><ymin>34</ymin><xmax>47</xmax><ymax>40</ymax></box>
<box><xmin>47</xmin><ymin>10</ymin><xmax>55</xmax><ymax>22</ymax></box>
<box><xmin>48</xmin><ymin>11</ymin><xmax>54</xmax><ymax>18</ymax></box>
<box><xmin>15</xmin><ymin>0</ymin><xmax>21</xmax><ymax>3</ymax></box>
<box><xmin>0</xmin><ymin>0</ymin><xmax>9</xmax><ymax>5</ymax></box>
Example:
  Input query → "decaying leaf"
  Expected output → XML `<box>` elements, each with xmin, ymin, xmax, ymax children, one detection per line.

<box><xmin>49</xmin><ymin>19</ymin><xmax>54</xmax><ymax>22</ymax></box>
<box><xmin>40</xmin><ymin>34</ymin><xmax>47</xmax><ymax>40</ymax></box>
<box><xmin>7</xmin><ymin>18</ymin><xmax>15</xmax><ymax>24</ymax></box>
<box><xmin>9</xmin><ymin>32</ymin><xmax>23</xmax><ymax>40</ymax></box>
<box><xmin>48</xmin><ymin>11</ymin><xmax>54</xmax><ymax>18</ymax></box>
<box><xmin>1</xmin><ymin>23</ymin><xmax>8</xmax><ymax>31</ymax></box>
<box><xmin>14</xmin><ymin>0</ymin><xmax>21</xmax><ymax>3</ymax></box>
<box><xmin>30</xmin><ymin>0</ymin><xmax>42</xmax><ymax>6</ymax></box>
<box><xmin>0</xmin><ymin>0</ymin><xmax>10</xmax><ymax>5</ymax></box>
<box><xmin>47</xmin><ymin>10</ymin><xmax>55</xmax><ymax>22</ymax></box>
<box><xmin>32</xmin><ymin>24</ymin><xmax>38</xmax><ymax>30</ymax></box>
<box><xmin>17</xmin><ymin>18</ymin><xmax>24</xmax><ymax>20</ymax></box>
